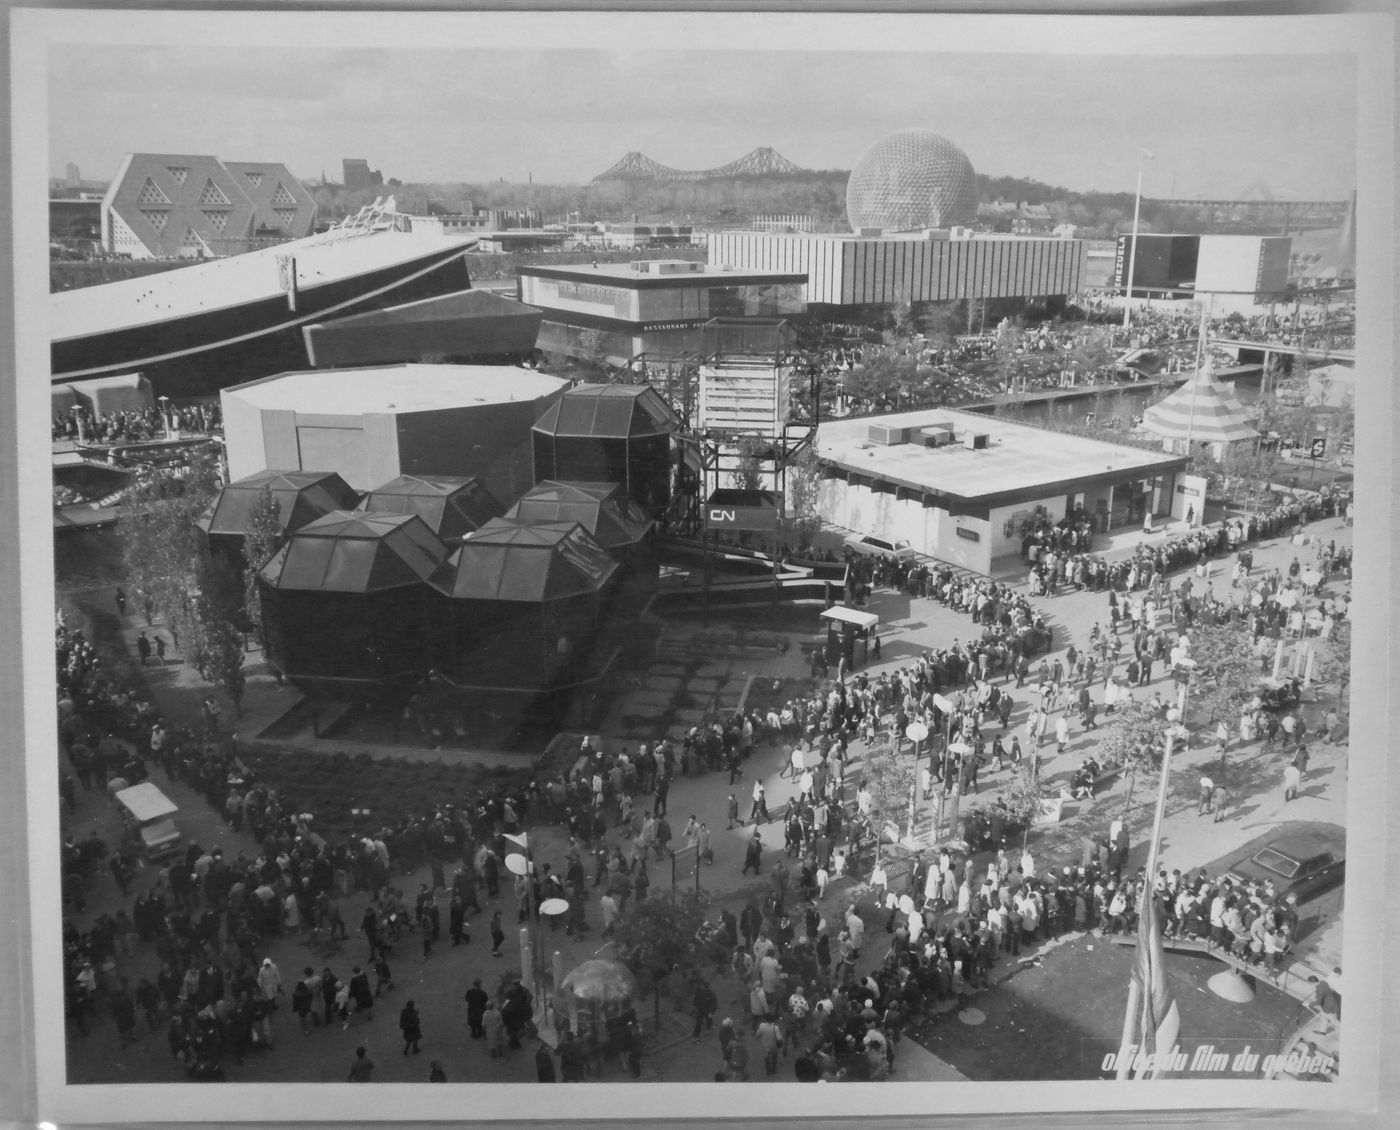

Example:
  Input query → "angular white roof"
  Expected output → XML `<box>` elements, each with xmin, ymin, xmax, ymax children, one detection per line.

<box><xmin>224</xmin><ymin>363</ymin><xmax>567</xmax><ymax>416</ymax></box>
<box><xmin>52</xmin><ymin>228</ymin><xmax>477</xmax><ymax>342</ymax></box>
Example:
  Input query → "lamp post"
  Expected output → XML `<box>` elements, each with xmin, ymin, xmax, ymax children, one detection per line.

<box><xmin>1122</xmin><ymin>148</ymin><xmax>1154</xmax><ymax>329</ymax></box>
<box><xmin>505</xmin><ymin>832</ymin><xmax>567</xmax><ymax>1043</ymax></box>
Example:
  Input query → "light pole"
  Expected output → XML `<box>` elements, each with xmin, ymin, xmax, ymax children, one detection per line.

<box><xmin>504</xmin><ymin>832</ymin><xmax>567</xmax><ymax>1043</ymax></box>
<box><xmin>1122</xmin><ymin>148</ymin><xmax>1155</xmax><ymax>329</ymax></box>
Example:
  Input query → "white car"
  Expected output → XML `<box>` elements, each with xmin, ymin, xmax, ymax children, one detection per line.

<box><xmin>842</xmin><ymin>533</ymin><xmax>918</xmax><ymax>563</ymax></box>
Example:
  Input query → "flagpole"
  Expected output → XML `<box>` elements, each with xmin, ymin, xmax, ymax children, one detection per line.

<box><xmin>1114</xmin><ymin>721</ymin><xmax>1179</xmax><ymax>1079</ymax></box>
<box><xmin>1183</xmin><ymin>297</ymin><xmax>1211</xmax><ymax>453</ymax></box>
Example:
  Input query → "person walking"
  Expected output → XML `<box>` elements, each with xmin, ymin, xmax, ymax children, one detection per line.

<box><xmin>399</xmin><ymin>1000</ymin><xmax>423</xmax><ymax>1055</ymax></box>
<box><xmin>489</xmin><ymin>910</ymin><xmax>505</xmax><ymax>957</ymax></box>
<box><xmin>464</xmin><ymin>978</ymin><xmax>489</xmax><ymax>1038</ymax></box>
<box><xmin>1283</xmin><ymin>761</ymin><xmax>1302</xmax><ymax>802</ymax></box>
<box><xmin>727</xmin><ymin>793</ymin><xmax>740</xmax><ymax>830</ymax></box>
<box><xmin>1197</xmin><ymin>774</ymin><xmax>1215</xmax><ymax>816</ymax></box>
<box><xmin>1211</xmin><ymin>780</ymin><xmax>1230</xmax><ymax>822</ymax></box>
<box><xmin>750</xmin><ymin>780</ymin><xmax>768</xmax><ymax>825</ymax></box>
<box><xmin>742</xmin><ymin>830</ymin><xmax>763</xmax><ymax>876</ymax></box>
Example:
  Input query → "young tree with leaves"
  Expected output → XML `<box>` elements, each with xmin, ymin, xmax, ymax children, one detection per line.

<box><xmin>732</xmin><ymin>435</ymin><xmax>770</xmax><ymax>493</ymax></box>
<box><xmin>609</xmin><ymin>888</ymin><xmax>709</xmax><ymax>1019</ymax></box>
<box><xmin>1095</xmin><ymin>700</ymin><xmax>1177</xmax><ymax>816</ymax></box>
<box><xmin>241</xmin><ymin>486</ymin><xmax>283</xmax><ymax>649</ymax></box>
<box><xmin>1182</xmin><ymin>624</ymin><xmax>1257</xmax><ymax>766</ymax></box>
<box><xmin>997</xmin><ymin>764</ymin><xmax>1047</xmax><ymax>848</ymax></box>
<box><xmin>784</xmin><ymin>444</ymin><xmax>823</xmax><ymax>551</ymax></box>
<box><xmin>862</xmin><ymin>738</ymin><xmax>917</xmax><ymax>851</ymax></box>
<box><xmin>119</xmin><ymin>447</ymin><xmax>246</xmax><ymax>708</ymax></box>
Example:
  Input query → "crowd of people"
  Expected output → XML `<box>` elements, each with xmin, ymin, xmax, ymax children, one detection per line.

<box><xmin>54</xmin><ymin>452</ymin><xmax>1351</xmax><ymax>1083</ymax></box>
<box><xmin>52</xmin><ymin>401</ymin><xmax>222</xmax><ymax>445</ymax></box>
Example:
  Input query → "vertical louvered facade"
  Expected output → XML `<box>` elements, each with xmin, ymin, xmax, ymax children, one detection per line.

<box><xmin>707</xmin><ymin>231</ymin><xmax>1084</xmax><ymax>308</ymax></box>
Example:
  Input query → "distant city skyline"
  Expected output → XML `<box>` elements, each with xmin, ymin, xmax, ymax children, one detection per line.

<box><xmin>47</xmin><ymin>41</ymin><xmax>1358</xmax><ymax>201</ymax></box>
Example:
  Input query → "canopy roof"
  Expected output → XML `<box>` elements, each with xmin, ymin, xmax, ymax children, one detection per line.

<box><xmin>357</xmin><ymin>474</ymin><xmax>503</xmax><ymax>543</ymax></box>
<box><xmin>558</xmin><ymin>958</ymin><xmax>638</xmax><ymax>1005</ymax></box>
<box><xmin>260</xmin><ymin>510</ymin><xmax>447</xmax><ymax>593</ymax></box>
<box><xmin>1140</xmin><ymin>364</ymin><xmax>1259</xmax><ymax>445</ymax></box>
<box><xmin>531</xmin><ymin>383</ymin><xmax>679</xmax><ymax>439</ymax></box>
<box><xmin>504</xmin><ymin>480</ymin><xmax>652</xmax><ymax>550</ymax></box>
<box><xmin>302</xmin><ymin>288</ymin><xmax>543</xmax><ymax>367</ymax></box>
<box><xmin>198</xmin><ymin>469</ymin><xmax>360</xmax><ymax>538</ymax></box>
<box><xmin>431</xmin><ymin>517</ymin><xmax>618</xmax><ymax>602</ymax></box>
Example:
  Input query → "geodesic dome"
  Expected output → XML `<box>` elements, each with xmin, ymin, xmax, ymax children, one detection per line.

<box><xmin>846</xmin><ymin>129</ymin><xmax>978</xmax><ymax>233</ymax></box>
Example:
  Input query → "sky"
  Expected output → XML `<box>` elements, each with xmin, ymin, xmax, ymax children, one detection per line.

<box><xmin>47</xmin><ymin>44</ymin><xmax>1358</xmax><ymax>200</ymax></box>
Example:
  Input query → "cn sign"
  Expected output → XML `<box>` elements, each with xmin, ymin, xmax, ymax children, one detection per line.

<box><xmin>706</xmin><ymin>505</ymin><xmax>779</xmax><ymax>532</ymax></box>
<box><xmin>1309</xmin><ymin>437</ymin><xmax>1326</xmax><ymax>459</ymax></box>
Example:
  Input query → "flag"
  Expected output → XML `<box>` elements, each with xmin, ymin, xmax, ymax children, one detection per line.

<box><xmin>1132</xmin><ymin>886</ymin><xmax>1181</xmax><ymax>1078</ymax></box>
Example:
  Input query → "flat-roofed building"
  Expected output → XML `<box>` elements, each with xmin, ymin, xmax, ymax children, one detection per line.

<box><xmin>517</xmin><ymin>259</ymin><xmax>806</xmax><ymax>365</ymax></box>
<box><xmin>222</xmin><ymin>363</ymin><xmax>568</xmax><ymax>501</ymax></box>
<box><xmin>707</xmin><ymin>229</ymin><xmax>1083</xmax><ymax>312</ymax></box>
<box><xmin>811</xmin><ymin>407</ymin><xmax>1189</xmax><ymax>575</ymax></box>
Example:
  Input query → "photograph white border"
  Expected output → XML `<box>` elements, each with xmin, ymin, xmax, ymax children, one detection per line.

<box><xmin>7</xmin><ymin>4</ymin><xmax>1396</xmax><ymax>1124</ymax></box>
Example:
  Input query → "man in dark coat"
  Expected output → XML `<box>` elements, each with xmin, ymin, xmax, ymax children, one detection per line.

<box><xmin>399</xmin><ymin>1000</ymin><xmax>423</xmax><ymax>1055</ymax></box>
<box><xmin>464</xmin><ymin>978</ymin><xmax>489</xmax><ymax>1038</ymax></box>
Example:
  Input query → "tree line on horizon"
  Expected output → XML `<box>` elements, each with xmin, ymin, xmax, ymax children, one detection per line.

<box><xmin>302</xmin><ymin>171</ymin><xmax>1250</xmax><ymax>239</ymax></box>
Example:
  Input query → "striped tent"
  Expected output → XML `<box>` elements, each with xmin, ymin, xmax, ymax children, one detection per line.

<box><xmin>1141</xmin><ymin>362</ymin><xmax>1259</xmax><ymax>451</ymax></box>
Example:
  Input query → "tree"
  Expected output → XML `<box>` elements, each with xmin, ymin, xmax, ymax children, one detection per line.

<box><xmin>998</xmin><ymin>764</ymin><xmax>1047</xmax><ymax>848</ymax></box>
<box><xmin>862</xmin><ymin>738</ymin><xmax>916</xmax><ymax>850</ymax></box>
<box><xmin>732</xmin><ymin>435</ymin><xmax>769</xmax><ymax>492</ymax></box>
<box><xmin>119</xmin><ymin>447</ymin><xmax>246</xmax><ymax>707</ymax></box>
<box><xmin>610</xmin><ymin>887</ymin><xmax>709</xmax><ymax>1018</ymax></box>
<box><xmin>120</xmin><ymin>448</ymin><xmax>223</xmax><ymax>664</ymax></box>
<box><xmin>1183</xmin><ymin>624</ymin><xmax>1258</xmax><ymax>763</ymax></box>
<box><xmin>575</xmin><ymin>328</ymin><xmax>611</xmax><ymax>379</ymax></box>
<box><xmin>784</xmin><ymin>444</ymin><xmax>823</xmax><ymax>551</ymax></box>
<box><xmin>241</xmin><ymin>486</ymin><xmax>282</xmax><ymax>649</ymax></box>
<box><xmin>1095</xmin><ymin>700</ymin><xmax>1180</xmax><ymax>815</ymax></box>
<box><xmin>200</xmin><ymin>589</ymin><xmax>247</xmax><ymax>716</ymax></box>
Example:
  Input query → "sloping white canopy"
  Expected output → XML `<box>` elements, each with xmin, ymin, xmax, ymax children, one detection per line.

<box><xmin>820</xmin><ymin>605</ymin><xmax>880</xmax><ymax>630</ymax></box>
<box><xmin>1141</xmin><ymin>363</ymin><xmax>1259</xmax><ymax>445</ymax></box>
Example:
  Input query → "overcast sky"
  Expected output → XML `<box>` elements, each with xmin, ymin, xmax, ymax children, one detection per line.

<box><xmin>48</xmin><ymin>45</ymin><xmax>1357</xmax><ymax>200</ymax></box>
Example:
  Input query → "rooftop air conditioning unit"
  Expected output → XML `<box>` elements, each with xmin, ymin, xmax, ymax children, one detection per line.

<box><xmin>867</xmin><ymin>423</ymin><xmax>909</xmax><ymax>445</ymax></box>
<box><xmin>949</xmin><ymin>226</ymin><xmax>974</xmax><ymax>241</ymax></box>
<box><xmin>964</xmin><ymin>432</ymin><xmax>991</xmax><ymax>451</ymax></box>
<box><xmin>633</xmin><ymin>259</ymin><xmax>703</xmax><ymax>275</ymax></box>
<box><xmin>919</xmin><ymin>426</ymin><xmax>955</xmax><ymax>447</ymax></box>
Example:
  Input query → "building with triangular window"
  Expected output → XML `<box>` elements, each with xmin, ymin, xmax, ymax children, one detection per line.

<box><xmin>101</xmin><ymin>153</ymin><xmax>316</xmax><ymax>259</ymax></box>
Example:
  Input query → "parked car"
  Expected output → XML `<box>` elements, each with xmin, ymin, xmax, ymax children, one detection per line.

<box><xmin>841</xmin><ymin>533</ymin><xmax>917</xmax><ymax>563</ymax></box>
<box><xmin>1221</xmin><ymin>822</ymin><xmax>1345</xmax><ymax>905</ymax></box>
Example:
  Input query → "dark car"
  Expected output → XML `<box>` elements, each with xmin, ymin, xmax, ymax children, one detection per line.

<box><xmin>1221</xmin><ymin>822</ymin><xmax>1345</xmax><ymax>905</ymax></box>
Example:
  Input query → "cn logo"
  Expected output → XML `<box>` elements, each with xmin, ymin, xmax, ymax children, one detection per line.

<box><xmin>709</xmin><ymin>509</ymin><xmax>736</xmax><ymax>522</ymax></box>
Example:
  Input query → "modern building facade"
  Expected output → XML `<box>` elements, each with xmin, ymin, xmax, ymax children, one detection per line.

<box><xmin>517</xmin><ymin>259</ymin><xmax>806</xmax><ymax>364</ymax></box>
<box><xmin>1112</xmin><ymin>233</ymin><xmax>1291</xmax><ymax>306</ymax></box>
<box><xmin>707</xmin><ymin>230</ymin><xmax>1083</xmax><ymax>312</ymax></box>
<box><xmin>809</xmin><ymin>408</ymin><xmax>1190</xmax><ymax>575</ymax></box>
<box><xmin>221</xmin><ymin>363</ymin><xmax>569</xmax><ymax>500</ymax></box>
<box><xmin>101</xmin><ymin>153</ymin><xmax>316</xmax><ymax>259</ymax></box>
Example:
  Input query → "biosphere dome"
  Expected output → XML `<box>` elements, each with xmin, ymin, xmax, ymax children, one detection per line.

<box><xmin>846</xmin><ymin>129</ymin><xmax>979</xmax><ymax>233</ymax></box>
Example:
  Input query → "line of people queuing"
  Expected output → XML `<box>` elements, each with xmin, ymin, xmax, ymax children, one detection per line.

<box><xmin>53</xmin><ymin>401</ymin><xmax>222</xmax><ymax>444</ymax></box>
